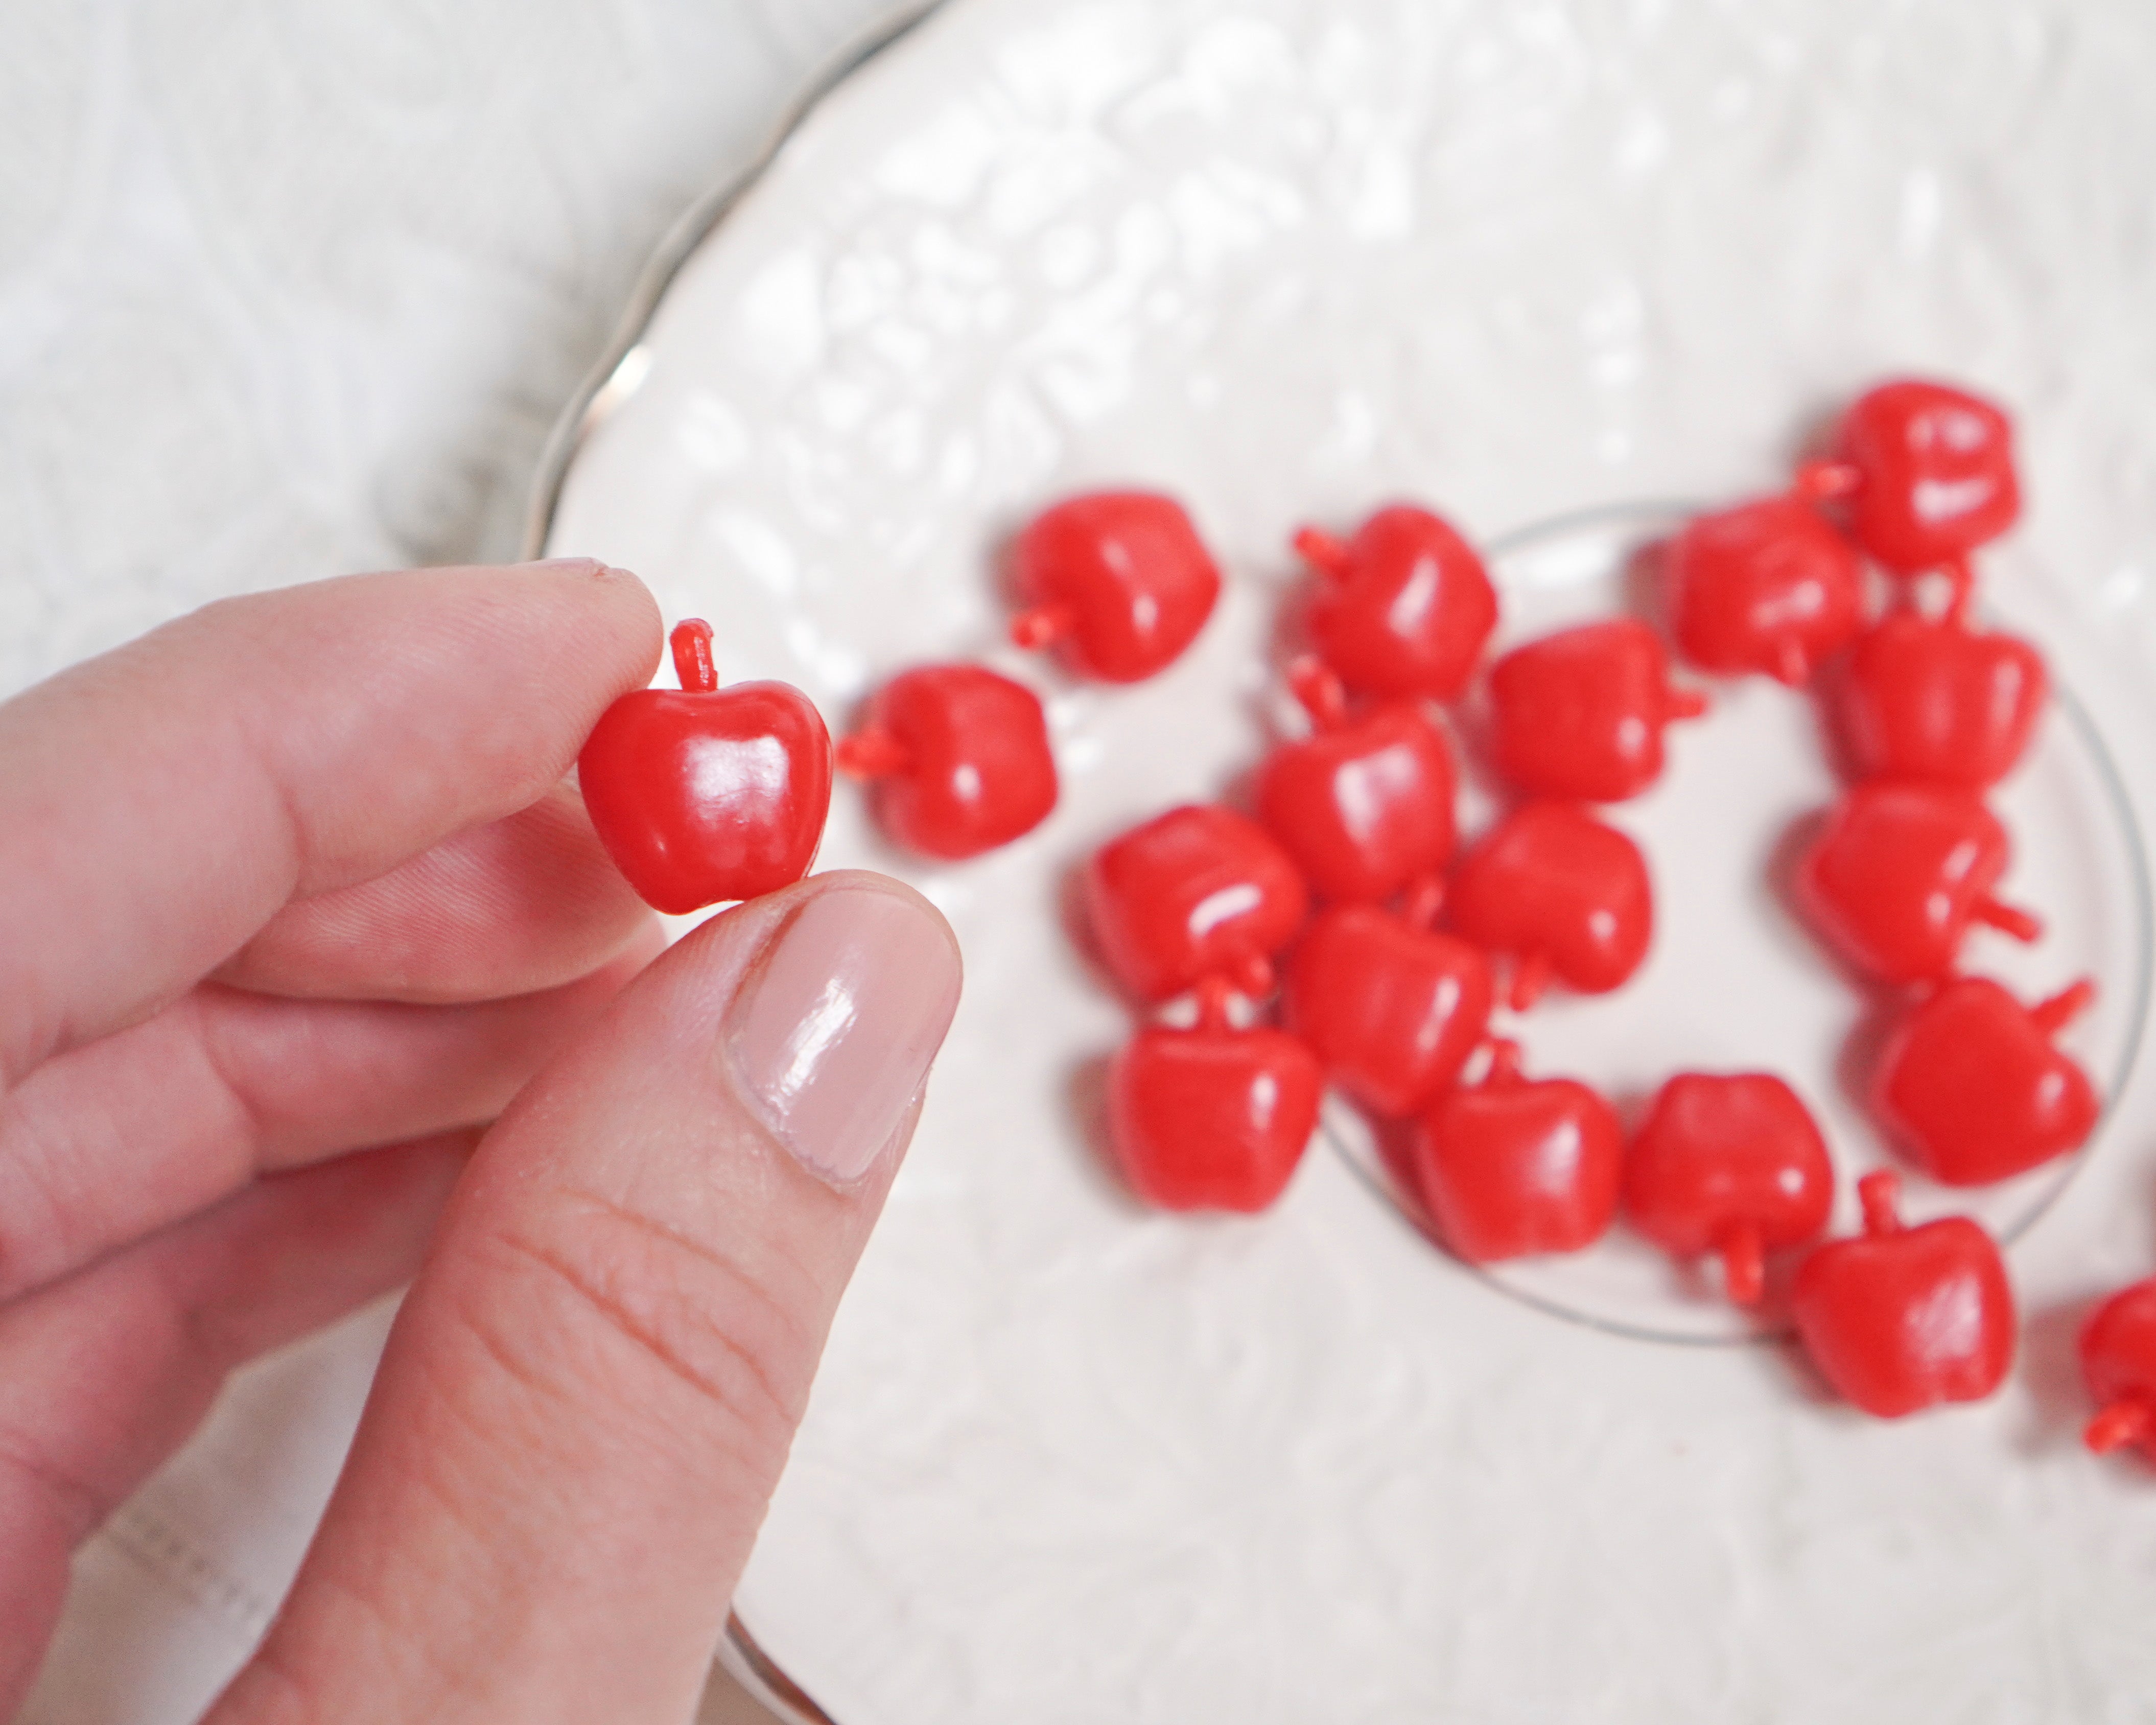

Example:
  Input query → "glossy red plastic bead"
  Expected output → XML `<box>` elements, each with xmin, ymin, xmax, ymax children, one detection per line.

<box><xmin>2081</xmin><ymin>1278</ymin><xmax>2156</xmax><ymax>1461</ymax></box>
<box><xmin>1792</xmin><ymin>1171</ymin><xmax>2016</xmax><ymax>1419</ymax></box>
<box><xmin>1084</xmin><ymin>804</ymin><xmax>1310</xmax><ymax>1004</ymax></box>
<box><xmin>1872</xmin><ymin>976</ymin><xmax>2099</xmax><ymax>1186</ymax></box>
<box><xmin>1255</xmin><ymin>657</ymin><xmax>1457</xmax><ymax>903</ymax></box>
<box><xmin>1295</xmin><ymin>504</ymin><xmax>1498</xmax><ymax>702</ymax></box>
<box><xmin>1282</xmin><ymin>893</ymin><xmax>1493</xmax><ymax>1120</ymax></box>
<box><xmin>1488</xmin><ymin>618</ymin><xmax>1708</xmax><ymax>802</ymax></box>
<box><xmin>1832</xmin><ymin>612</ymin><xmax>2048</xmax><ymax>789</ymax></box>
<box><xmin>1792</xmin><ymin>781</ymin><xmax>2038</xmax><ymax>985</ymax></box>
<box><xmin>836</xmin><ymin>663</ymin><xmax>1057</xmax><ymax>859</ymax></box>
<box><xmin>1411</xmin><ymin>1040</ymin><xmax>1624</xmax><ymax>1263</ymax></box>
<box><xmin>1106</xmin><ymin>983</ymin><xmax>1323</xmax><ymax>1213</ymax></box>
<box><xmin>578</xmin><ymin>619</ymin><xmax>833</xmax><ymax>915</ymax></box>
<box><xmin>1445</xmin><ymin>802</ymin><xmax>1653</xmax><ymax>1010</ymax></box>
<box><xmin>1663</xmin><ymin>496</ymin><xmax>1865</xmax><ymax>687</ymax></box>
<box><xmin>1805</xmin><ymin>378</ymin><xmax>2021</xmax><ymax>579</ymax></box>
<box><xmin>1010</xmin><ymin>491</ymin><xmax>1221</xmax><ymax>682</ymax></box>
<box><xmin>1623</xmin><ymin>1073</ymin><xmax>1836</xmax><ymax>1304</ymax></box>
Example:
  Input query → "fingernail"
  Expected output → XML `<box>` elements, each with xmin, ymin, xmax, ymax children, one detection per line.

<box><xmin>524</xmin><ymin>557</ymin><xmax>631</xmax><ymax>581</ymax></box>
<box><xmin>724</xmin><ymin>887</ymin><xmax>962</xmax><ymax>1185</ymax></box>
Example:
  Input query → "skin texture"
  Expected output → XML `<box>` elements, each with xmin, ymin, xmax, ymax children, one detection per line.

<box><xmin>0</xmin><ymin>561</ymin><xmax>962</xmax><ymax>1721</ymax></box>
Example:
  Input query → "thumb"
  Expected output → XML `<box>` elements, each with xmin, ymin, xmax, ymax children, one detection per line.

<box><xmin>209</xmin><ymin>870</ymin><xmax>962</xmax><ymax>1724</ymax></box>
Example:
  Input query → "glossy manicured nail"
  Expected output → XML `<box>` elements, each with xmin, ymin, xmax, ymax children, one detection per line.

<box><xmin>725</xmin><ymin>887</ymin><xmax>961</xmax><ymax>1184</ymax></box>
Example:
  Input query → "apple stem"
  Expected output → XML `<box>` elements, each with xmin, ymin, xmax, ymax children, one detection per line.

<box><xmin>1665</xmin><ymin>684</ymin><xmax>1710</xmax><ymax>722</ymax></box>
<box><xmin>2030</xmin><ymin>977</ymin><xmax>2098</xmax><ymax>1037</ymax></box>
<box><xmin>1974</xmin><ymin>897</ymin><xmax>2044</xmax><ymax>943</ymax></box>
<box><xmin>1399</xmin><ymin>874</ymin><xmax>1446</xmax><ymax>931</ymax></box>
<box><xmin>1792</xmin><ymin>458</ymin><xmax>1861</xmax><ymax>503</ymax></box>
<box><xmin>1481</xmin><ymin>1037</ymin><xmax>1526</xmax><ymax>1088</ymax></box>
<box><xmin>1193</xmin><ymin>973</ymin><xmax>1237</xmax><ymax>1034</ymax></box>
<box><xmin>1286</xmin><ymin>655</ymin><xmax>1349</xmax><ymax>732</ymax></box>
<box><xmin>1938</xmin><ymin>555</ymin><xmax>1976</xmax><ymax>625</ymax></box>
<box><xmin>1508</xmin><ymin>950</ymin><xmax>1552</xmax><ymax>1013</ymax></box>
<box><xmin>671</xmin><ymin>619</ymin><xmax>718</xmax><ymax>693</ymax></box>
<box><xmin>1770</xmin><ymin>639</ymin><xmax>1812</xmax><ymax>688</ymax></box>
<box><xmin>1011</xmin><ymin>604</ymin><xmax>1075</xmax><ymax>650</ymax></box>
<box><xmin>1716</xmin><ymin>1219</ymin><xmax>1767</xmax><ymax>1306</ymax></box>
<box><xmin>835</xmin><ymin>728</ymin><xmax>911</xmax><ymax>780</ymax></box>
<box><xmin>1857</xmin><ymin>1170</ymin><xmax>1904</xmax><ymax>1238</ymax></box>
<box><xmin>1292</xmin><ymin>525</ymin><xmax>1353</xmax><ymax>582</ymax></box>
<box><xmin>2085</xmin><ymin>1399</ymin><xmax>2152</xmax><ymax>1457</ymax></box>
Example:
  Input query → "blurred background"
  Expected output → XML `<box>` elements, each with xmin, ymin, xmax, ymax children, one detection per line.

<box><xmin>1</xmin><ymin>1</ymin><xmax>908</xmax><ymax>1718</ymax></box>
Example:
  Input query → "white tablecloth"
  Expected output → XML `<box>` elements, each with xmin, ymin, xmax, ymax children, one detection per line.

<box><xmin>0</xmin><ymin>1</ymin><xmax>905</xmax><ymax>1716</ymax></box>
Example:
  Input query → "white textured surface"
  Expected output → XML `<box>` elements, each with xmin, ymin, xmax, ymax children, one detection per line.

<box><xmin>1</xmin><ymin>2</ymin><xmax>900</xmax><ymax>1720</ymax></box>
<box><xmin>546</xmin><ymin>0</ymin><xmax>2156</xmax><ymax>1719</ymax></box>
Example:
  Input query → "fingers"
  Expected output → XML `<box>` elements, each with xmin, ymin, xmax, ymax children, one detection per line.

<box><xmin>0</xmin><ymin>1132</ymin><xmax>473</xmax><ymax>1717</ymax></box>
<box><xmin>0</xmin><ymin>559</ymin><xmax>661</xmax><ymax>1088</ymax></box>
<box><xmin>0</xmin><ymin>933</ymin><xmax>660</xmax><ymax>1302</ymax></box>
<box><xmin>212</xmin><ymin>872</ymin><xmax>962</xmax><ymax>1724</ymax></box>
<box><xmin>219</xmin><ymin>784</ymin><xmax>657</xmax><ymax>1004</ymax></box>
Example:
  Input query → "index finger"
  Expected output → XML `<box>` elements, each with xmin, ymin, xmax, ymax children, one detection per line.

<box><xmin>0</xmin><ymin>560</ymin><xmax>661</xmax><ymax>1088</ymax></box>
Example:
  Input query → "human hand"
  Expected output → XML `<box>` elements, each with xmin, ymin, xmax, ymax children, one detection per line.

<box><xmin>0</xmin><ymin>561</ymin><xmax>963</xmax><ymax>1720</ymax></box>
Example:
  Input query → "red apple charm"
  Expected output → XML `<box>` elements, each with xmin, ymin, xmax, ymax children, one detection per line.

<box><xmin>1623</xmin><ymin>1073</ymin><xmax>1836</xmax><ymax>1304</ymax></box>
<box><xmin>2081</xmin><ymin>1278</ymin><xmax>2156</xmax><ymax>1461</ymax></box>
<box><xmin>1488</xmin><ymin>618</ymin><xmax>1708</xmax><ymax>802</ymax></box>
<box><xmin>1445</xmin><ymin>802</ymin><xmax>1653</xmax><ymax>1009</ymax></box>
<box><xmin>1800</xmin><ymin>378</ymin><xmax>2021</xmax><ymax>582</ymax></box>
<box><xmin>1107</xmin><ymin>982</ymin><xmax>1323</xmax><ymax>1213</ymax></box>
<box><xmin>1663</xmin><ymin>496</ymin><xmax>1865</xmax><ymax>686</ymax></box>
<box><xmin>1010</xmin><ymin>491</ymin><xmax>1222</xmax><ymax>682</ymax></box>
<box><xmin>1085</xmin><ymin>804</ymin><xmax>1310</xmax><ymax>1004</ymax></box>
<box><xmin>1294</xmin><ymin>504</ymin><xmax>1498</xmax><ymax>702</ymax></box>
<box><xmin>1791</xmin><ymin>1171</ymin><xmax>2016</xmax><ymax>1418</ymax></box>
<box><xmin>1255</xmin><ymin>657</ymin><xmax>1458</xmax><ymax>903</ymax></box>
<box><xmin>1283</xmin><ymin>893</ymin><xmax>1493</xmax><ymax>1120</ymax></box>
<box><xmin>836</xmin><ymin>663</ymin><xmax>1057</xmax><ymax>859</ymax></box>
<box><xmin>1411</xmin><ymin>1040</ymin><xmax>1624</xmax><ymax>1262</ymax></box>
<box><xmin>1832</xmin><ymin>613</ymin><xmax>2048</xmax><ymax>789</ymax></box>
<box><xmin>1792</xmin><ymin>781</ymin><xmax>2039</xmax><ymax>985</ymax></box>
<box><xmin>1871</xmin><ymin>977</ymin><xmax>2099</xmax><ymax>1186</ymax></box>
<box><xmin>578</xmin><ymin>619</ymin><xmax>833</xmax><ymax>915</ymax></box>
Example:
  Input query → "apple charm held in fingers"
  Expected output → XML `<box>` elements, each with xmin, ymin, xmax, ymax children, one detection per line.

<box><xmin>1663</xmin><ymin>496</ymin><xmax>1865</xmax><ymax>687</ymax></box>
<box><xmin>1411</xmin><ymin>1040</ymin><xmax>1624</xmax><ymax>1263</ymax></box>
<box><xmin>1623</xmin><ymin>1073</ymin><xmax>1836</xmax><ymax>1304</ymax></box>
<box><xmin>1801</xmin><ymin>378</ymin><xmax>2021</xmax><ymax>582</ymax></box>
<box><xmin>1084</xmin><ymin>804</ymin><xmax>1310</xmax><ymax>1004</ymax></box>
<box><xmin>2081</xmin><ymin>1277</ymin><xmax>2156</xmax><ymax>1462</ymax></box>
<box><xmin>1010</xmin><ymin>491</ymin><xmax>1222</xmax><ymax>682</ymax></box>
<box><xmin>1832</xmin><ymin>613</ymin><xmax>2049</xmax><ymax>790</ymax></box>
<box><xmin>1791</xmin><ymin>1171</ymin><xmax>2016</xmax><ymax>1419</ymax></box>
<box><xmin>1255</xmin><ymin>657</ymin><xmax>1458</xmax><ymax>903</ymax></box>
<box><xmin>1792</xmin><ymin>780</ymin><xmax>2039</xmax><ymax>986</ymax></box>
<box><xmin>1293</xmin><ymin>503</ymin><xmax>1498</xmax><ymax>702</ymax></box>
<box><xmin>1283</xmin><ymin>895</ymin><xmax>1493</xmax><ymax>1120</ymax></box>
<box><xmin>836</xmin><ymin>663</ymin><xmax>1057</xmax><ymax>859</ymax></box>
<box><xmin>578</xmin><ymin>619</ymin><xmax>833</xmax><ymax>915</ymax></box>
<box><xmin>1871</xmin><ymin>976</ymin><xmax>2100</xmax><ymax>1186</ymax></box>
<box><xmin>1445</xmin><ymin>802</ymin><xmax>1654</xmax><ymax>1010</ymax></box>
<box><xmin>1487</xmin><ymin>618</ymin><xmax>1708</xmax><ymax>803</ymax></box>
<box><xmin>1107</xmin><ymin>981</ymin><xmax>1324</xmax><ymax>1213</ymax></box>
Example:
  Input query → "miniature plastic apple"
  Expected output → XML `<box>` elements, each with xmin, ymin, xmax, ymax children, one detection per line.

<box><xmin>1010</xmin><ymin>491</ymin><xmax>1221</xmax><ymax>682</ymax></box>
<box><xmin>1085</xmin><ymin>804</ymin><xmax>1310</xmax><ymax>1004</ymax></box>
<box><xmin>2082</xmin><ymin>1277</ymin><xmax>2156</xmax><ymax>1462</ymax></box>
<box><xmin>1832</xmin><ymin>613</ymin><xmax>2048</xmax><ymax>789</ymax></box>
<box><xmin>578</xmin><ymin>619</ymin><xmax>833</xmax><ymax>915</ymax></box>
<box><xmin>1623</xmin><ymin>1073</ymin><xmax>1836</xmax><ymax>1303</ymax></box>
<box><xmin>837</xmin><ymin>663</ymin><xmax>1057</xmax><ymax>859</ymax></box>
<box><xmin>1293</xmin><ymin>504</ymin><xmax>1498</xmax><ymax>701</ymax></box>
<box><xmin>1791</xmin><ymin>1171</ymin><xmax>2016</xmax><ymax>1418</ymax></box>
<box><xmin>1488</xmin><ymin>618</ymin><xmax>1708</xmax><ymax>802</ymax></box>
<box><xmin>1664</xmin><ymin>496</ymin><xmax>1865</xmax><ymax>686</ymax></box>
<box><xmin>1255</xmin><ymin>657</ymin><xmax>1457</xmax><ymax>903</ymax></box>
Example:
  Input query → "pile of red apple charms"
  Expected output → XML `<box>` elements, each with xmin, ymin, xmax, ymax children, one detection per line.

<box><xmin>570</xmin><ymin>378</ymin><xmax>2156</xmax><ymax>1453</ymax></box>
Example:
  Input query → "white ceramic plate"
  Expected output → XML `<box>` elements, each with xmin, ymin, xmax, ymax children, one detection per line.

<box><xmin>541</xmin><ymin>1</ymin><xmax>2156</xmax><ymax>1718</ymax></box>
